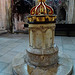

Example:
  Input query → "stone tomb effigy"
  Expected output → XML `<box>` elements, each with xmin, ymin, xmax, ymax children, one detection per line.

<box><xmin>12</xmin><ymin>0</ymin><xmax>73</xmax><ymax>75</ymax></box>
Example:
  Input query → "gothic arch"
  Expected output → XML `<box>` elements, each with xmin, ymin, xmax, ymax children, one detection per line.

<box><xmin>59</xmin><ymin>2</ymin><xmax>68</xmax><ymax>11</ymax></box>
<box><xmin>57</xmin><ymin>2</ymin><xmax>68</xmax><ymax>24</ymax></box>
<box><xmin>35</xmin><ymin>30</ymin><xmax>43</xmax><ymax>48</ymax></box>
<box><xmin>45</xmin><ymin>29</ymin><xmax>52</xmax><ymax>48</ymax></box>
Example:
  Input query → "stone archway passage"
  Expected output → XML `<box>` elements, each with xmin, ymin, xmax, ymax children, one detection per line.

<box><xmin>58</xmin><ymin>7</ymin><xmax>66</xmax><ymax>21</ymax></box>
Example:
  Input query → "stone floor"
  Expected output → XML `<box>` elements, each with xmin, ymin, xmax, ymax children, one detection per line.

<box><xmin>0</xmin><ymin>33</ymin><xmax>75</xmax><ymax>75</ymax></box>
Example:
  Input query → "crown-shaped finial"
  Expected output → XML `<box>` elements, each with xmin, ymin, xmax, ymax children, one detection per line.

<box><xmin>28</xmin><ymin>0</ymin><xmax>57</xmax><ymax>23</ymax></box>
<box><xmin>38</xmin><ymin>0</ymin><xmax>45</xmax><ymax>2</ymax></box>
<box><xmin>30</xmin><ymin>0</ymin><xmax>54</xmax><ymax>15</ymax></box>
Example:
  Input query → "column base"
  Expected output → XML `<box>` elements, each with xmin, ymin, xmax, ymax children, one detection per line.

<box><xmin>12</xmin><ymin>51</ymin><xmax>73</xmax><ymax>75</ymax></box>
<box><xmin>26</xmin><ymin>46</ymin><xmax>58</xmax><ymax>67</ymax></box>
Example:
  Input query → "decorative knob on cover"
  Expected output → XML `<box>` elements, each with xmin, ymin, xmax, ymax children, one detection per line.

<box><xmin>30</xmin><ymin>0</ymin><xmax>54</xmax><ymax>15</ymax></box>
<box><xmin>38</xmin><ymin>0</ymin><xmax>46</xmax><ymax>2</ymax></box>
<box><xmin>28</xmin><ymin>0</ymin><xmax>57</xmax><ymax>23</ymax></box>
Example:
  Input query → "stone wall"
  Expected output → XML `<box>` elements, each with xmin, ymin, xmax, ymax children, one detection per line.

<box><xmin>57</xmin><ymin>0</ymin><xmax>75</xmax><ymax>24</ymax></box>
<box><xmin>0</xmin><ymin>0</ymin><xmax>5</xmax><ymax>30</ymax></box>
<box><xmin>0</xmin><ymin>0</ymin><xmax>11</xmax><ymax>31</ymax></box>
<box><xmin>34</xmin><ymin>0</ymin><xmax>75</xmax><ymax>24</ymax></box>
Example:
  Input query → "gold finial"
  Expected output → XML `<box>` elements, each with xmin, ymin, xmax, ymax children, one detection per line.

<box><xmin>38</xmin><ymin>0</ymin><xmax>46</xmax><ymax>2</ymax></box>
<box><xmin>28</xmin><ymin>0</ymin><xmax>57</xmax><ymax>23</ymax></box>
<box><xmin>30</xmin><ymin>0</ymin><xmax>53</xmax><ymax>15</ymax></box>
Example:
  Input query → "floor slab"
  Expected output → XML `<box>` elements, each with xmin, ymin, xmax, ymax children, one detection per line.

<box><xmin>0</xmin><ymin>34</ymin><xmax>75</xmax><ymax>75</ymax></box>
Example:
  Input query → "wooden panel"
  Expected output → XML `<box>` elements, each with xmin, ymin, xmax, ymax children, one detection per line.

<box><xmin>55</xmin><ymin>24</ymin><xmax>75</xmax><ymax>36</ymax></box>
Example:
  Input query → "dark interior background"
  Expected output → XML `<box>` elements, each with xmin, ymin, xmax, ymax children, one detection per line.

<box><xmin>12</xmin><ymin>0</ymin><xmax>75</xmax><ymax>36</ymax></box>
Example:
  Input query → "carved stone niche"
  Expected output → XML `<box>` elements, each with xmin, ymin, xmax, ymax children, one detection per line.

<box><xmin>57</xmin><ymin>2</ymin><xmax>68</xmax><ymax>24</ymax></box>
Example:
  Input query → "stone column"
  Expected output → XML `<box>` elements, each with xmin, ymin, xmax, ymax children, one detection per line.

<box><xmin>29</xmin><ymin>23</ymin><xmax>55</xmax><ymax>49</ymax></box>
<box><xmin>26</xmin><ymin>22</ymin><xmax>58</xmax><ymax>66</ymax></box>
<box><xmin>72</xmin><ymin>0</ymin><xmax>75</xmax><ymax>23</ymax></box>
<box><xmin>0</xmin><ymin>0</ymin><xmax>3</xmax><ymax>30</ymax></box>
<box><xmin>68</xmin><ymin>0</ymin><xmax>74</xmax><ymax>23</ymax></box>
